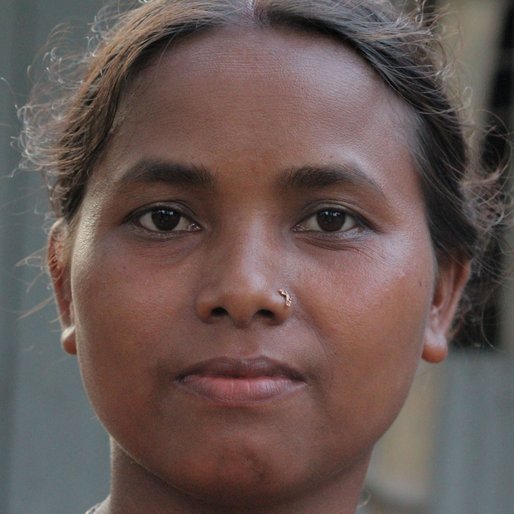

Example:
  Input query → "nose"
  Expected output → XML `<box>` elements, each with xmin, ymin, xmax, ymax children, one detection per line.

<box><xmin>195</xmin><ymin>236</ymin><xmax>293</xmax><ymax>328</ymax></box>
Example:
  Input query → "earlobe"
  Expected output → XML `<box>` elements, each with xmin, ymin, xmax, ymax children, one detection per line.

<box><xmin>48</xmin><ymin>220</ymin><xmax>77</xmax><ymax>355</ymax></box>
<box><xmin>422</xmin><ymin>258</ymin><xmax>471</xmax><ymax>364</ymax></box>
<box><xmin>60</xmin><ymin>326</ymin><xmax>77</xmax><ymax>355</ymax></box>
<box><xmin>421</xmin><ymin>324</ymin><xmax>449</xmax><ymax>364</ymax></box>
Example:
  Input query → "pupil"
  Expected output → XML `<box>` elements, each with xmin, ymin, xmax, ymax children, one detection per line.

<box><xmin>151</xmin><ymin>209</ymin><xmax>181</xmax><ymax>231</ymax></box>
<box><xmin>317</xmin><ymin>210</ymin><xmax>345</xmax><ymax>232</ymax></box>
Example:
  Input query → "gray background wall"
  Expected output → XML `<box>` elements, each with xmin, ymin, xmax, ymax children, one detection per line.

<box><xmin>0</xmin><ymin>2</ymin><xmax>108</xmax><ymax>513</ymax></box>
<box><xmin>1</xmin><ymin>1</ymin><xmax>512</xmax><ymax>514</ymax></box>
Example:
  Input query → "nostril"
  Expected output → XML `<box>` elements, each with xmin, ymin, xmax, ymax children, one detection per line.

<box><xmin>258</xmin><ymin>309</ymin><xmax>274</xmax><ymax>319</ymax></box>
<box><xmin>210</xmin><ymin>307</ymin><xmax>274</xmax><ymax>319</ymax></box>
<box><xmin>212</xmin><ymin>307</ymin><xmax>228</xmax><ymax>317</ymax></box>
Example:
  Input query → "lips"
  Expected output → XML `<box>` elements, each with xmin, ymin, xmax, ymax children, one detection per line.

<box><xmin>175</xmin><ymin>357</ymin><xmax>307</xmax><ymax>404</ymax></box>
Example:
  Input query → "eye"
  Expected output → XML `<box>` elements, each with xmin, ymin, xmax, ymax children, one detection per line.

<box><xmin>295</xmin><ymin>209</ymin><xmax>358</xmax><ymax>233</ymax></box>
<box><xmin>134</xmin><ymin>206</ymin><xmax>200</xmax><ymax>233</ymax></box>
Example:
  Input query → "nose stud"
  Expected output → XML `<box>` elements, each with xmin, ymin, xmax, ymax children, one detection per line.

<box><xmin>278</xmin><ymin>289</ymin><xmax>293</xmax><ymax>308</ymax></box>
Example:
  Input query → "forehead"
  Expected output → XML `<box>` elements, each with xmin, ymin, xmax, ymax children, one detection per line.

<box><xmin>123</xmin><ymin>27</ymin><xmax>411</xmax><ymax>123</ymax></box>
<box><xmin>134</xmin><ymin>25</ymin><xmax>380</xmax><ymax>97</ymax></box>
<box><xmin>98</xmin><ymin>26</ymin><xmax>417</xmax><ymax>196</ymax></box>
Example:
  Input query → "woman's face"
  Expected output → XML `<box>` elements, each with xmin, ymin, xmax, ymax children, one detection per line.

<box><xmin>52</xmin><ymin>28</ymin><xmax>466</xmax><ymax>509</ymax></box>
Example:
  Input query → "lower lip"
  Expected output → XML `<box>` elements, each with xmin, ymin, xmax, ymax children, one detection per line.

<box><xmin>176</xmin><ymin>375</ymin><xmax>305</xmax><ymax>403</ymax></box>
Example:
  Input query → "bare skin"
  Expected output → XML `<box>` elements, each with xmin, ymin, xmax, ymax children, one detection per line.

<box><xmin>50</xmin><ymin>27</ymin><xmax>469</xmax><ymax>514</ymax></box>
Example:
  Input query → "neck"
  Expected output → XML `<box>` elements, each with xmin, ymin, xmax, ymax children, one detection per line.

<box><xmin>96</xmin><ymin>441</ymin><xmax>370</xmax><ymax>514</ymax></box>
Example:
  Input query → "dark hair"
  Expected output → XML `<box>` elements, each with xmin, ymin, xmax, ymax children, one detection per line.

<box><xmin>19</xmin><ymin>0</ymin><xmax>509</xmax><ymax>335</ymax></box>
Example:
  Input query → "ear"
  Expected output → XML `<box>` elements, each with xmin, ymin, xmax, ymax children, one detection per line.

<box><xmin>48</xmin><ymin>220</ymin><xmax>77</xmax><ymax>355</ymax></box>
<box><xmin>422</xmin><ymin>258</ymin><xmax>471</xmax><ymax>363</ymax></box>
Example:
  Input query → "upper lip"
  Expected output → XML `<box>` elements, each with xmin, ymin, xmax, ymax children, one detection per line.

<box><xmin>176</xmin><ymin>356</ymin><xmax>306</xmax><ymax>382</ymax></box>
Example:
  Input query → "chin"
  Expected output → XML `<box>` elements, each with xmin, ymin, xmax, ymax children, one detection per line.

<box><xmin>141</xmin><ymin>441</ymin><xmax>320</xmax><ymax>511</ymax></box>
<box><xmin>177</xmin><ymin>455</ymin><xmax>301</xmax><ymax>505</ymax></box>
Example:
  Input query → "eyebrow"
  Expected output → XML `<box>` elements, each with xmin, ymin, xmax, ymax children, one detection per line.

<box><xmin>114</xmin><ymin>158</ymin><xmax>387</xmax><ymax>202</ymax></box>
<box><xmin>115</xmin><ymin>158</ymin><xmax>215</xmax><ymax>191</ymax></box>
<box><xmin>279</xmin><ymin>164</ymin><xmax>387</xmax><ymax>200</ymax></box>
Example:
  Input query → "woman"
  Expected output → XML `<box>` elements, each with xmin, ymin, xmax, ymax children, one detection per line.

<box><xmin>20</xmin><ymin>0</ymin><xmax>506</xmax><ymax>512</ymax></box>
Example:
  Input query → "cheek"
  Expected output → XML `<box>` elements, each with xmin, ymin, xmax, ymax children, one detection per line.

<box><xmin>301</xmin><ymin>234</ymin><xmax>435</xmax><ymax>435</ymax></box>
<box><xmin>68</xmin><ymin>234</ymin><xmax>193</xmax><ymax>423</ymax></box>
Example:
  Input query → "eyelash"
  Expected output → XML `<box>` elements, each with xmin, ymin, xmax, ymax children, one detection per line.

<box><xmin>127</xmin><ymin>204</ymin><xmax>200</xmax><ymax>235</ymax></box>
<box><xmin>126</xmin><ymin>205</ymin><xmax>364</xmax><ymax>237</ymax></box>
<box><xmin>294</xmin><ymin>208</ymin><xmax>361</xmax><ymax>234</ymax></box>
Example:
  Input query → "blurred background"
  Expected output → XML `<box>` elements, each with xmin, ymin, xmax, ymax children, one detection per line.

<box><xmin>0</xmin><ymin>1</ymin><xmax>512</xmax><ymax>513</ymax></box>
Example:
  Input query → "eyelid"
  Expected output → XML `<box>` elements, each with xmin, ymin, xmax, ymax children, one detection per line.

<box><xmin>125</xmin><ymin>202</ymin><xmax>201</xmax><ymax>233</ymax></box>
<box><xmin>294</xmin><ymin>205</ymin><xmax>366</xmax><ymax>233</ymax></box>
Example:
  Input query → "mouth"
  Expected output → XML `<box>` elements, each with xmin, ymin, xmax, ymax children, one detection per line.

<box><xmin>175</xmin><ymin>356</ymin><xmax>307</xmax><ymax>404</ymax></box>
